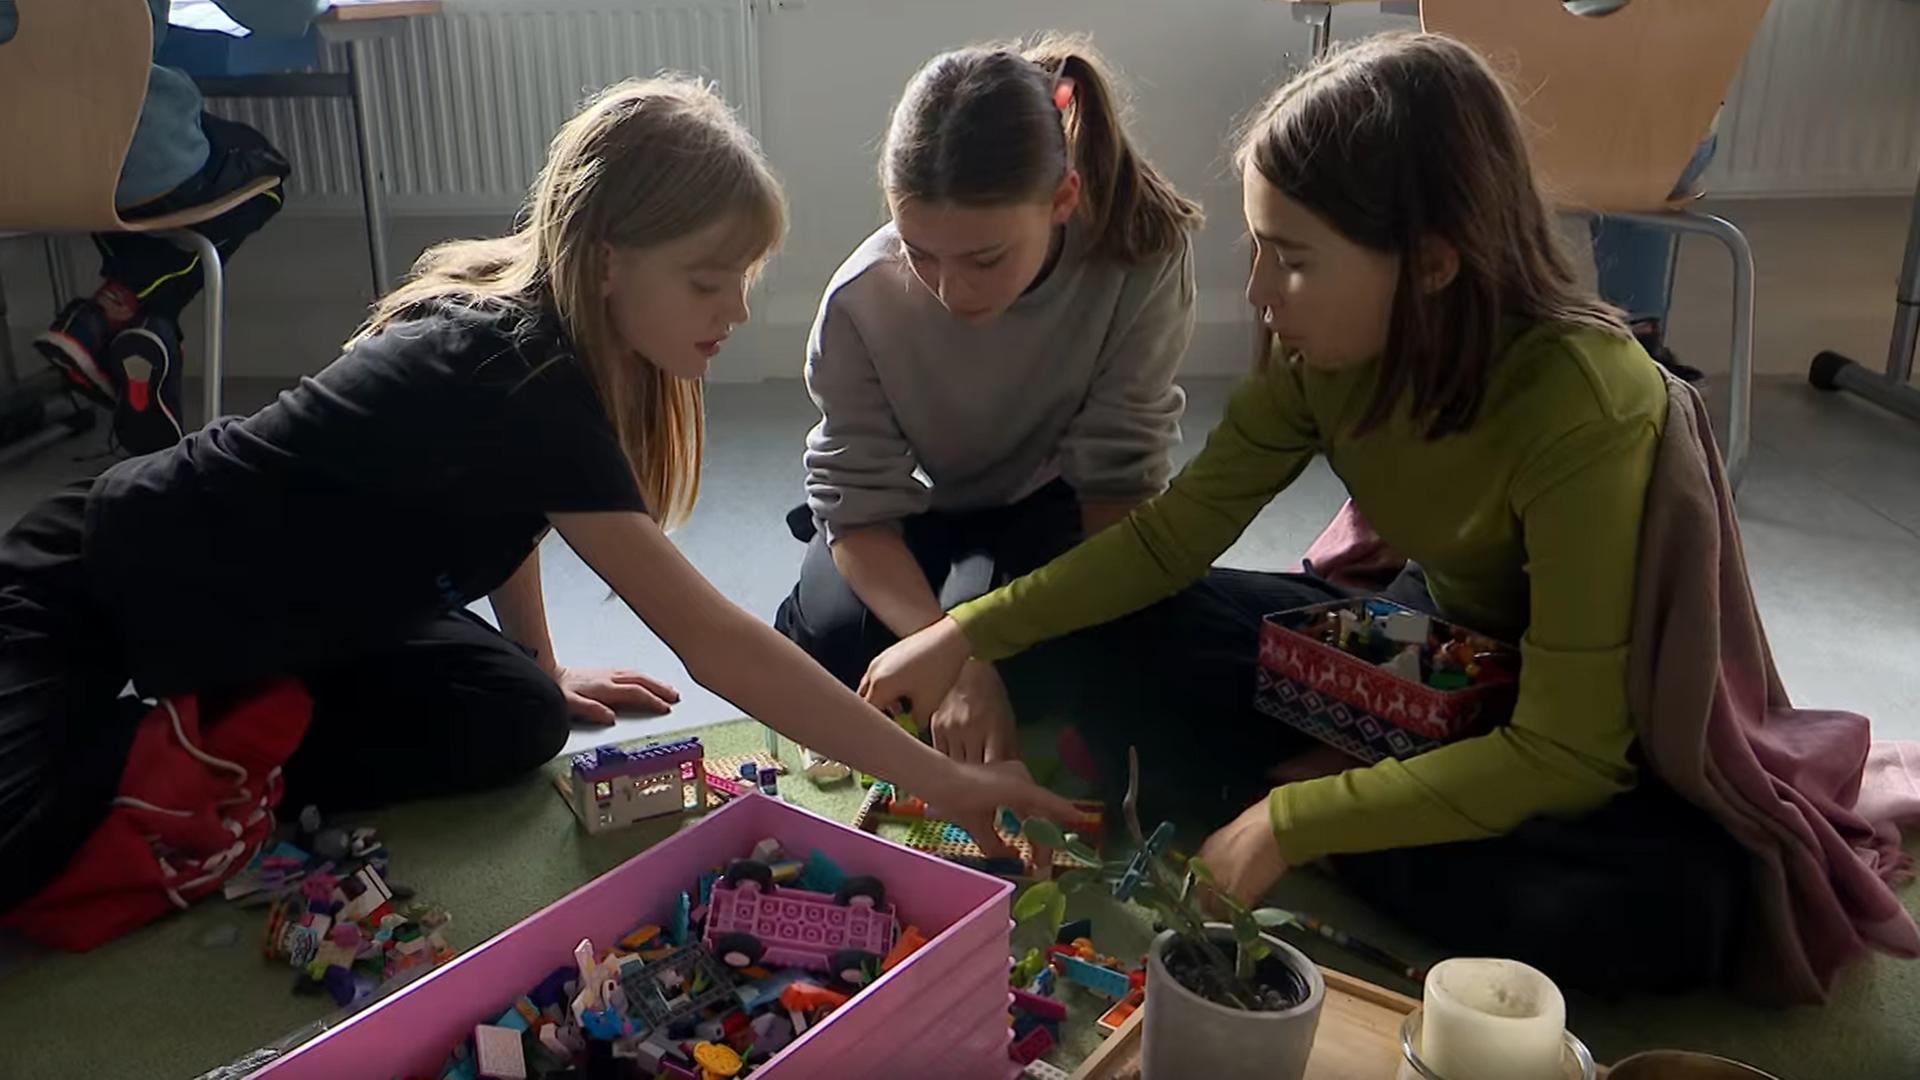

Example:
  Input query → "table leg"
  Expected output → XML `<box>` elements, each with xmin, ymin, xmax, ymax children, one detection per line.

<box><xmin>1884</xmin><ymin>170</ymin><xmax>1920</xmax><ymax>386</ymax></box>
<box><xmin>1288</xmin><ymin>2</ymin><xmax>1335</xmax><ymax>60</ymax></box>
<box><xmin>1808</xmin><ymin>170</ymin><xmax>1920</xmax><ymax>425</ymax></box>
<box><xmin>347</xmin><ymin>38</ymin><xmax>393</xmax><ymax>296</ymax></box>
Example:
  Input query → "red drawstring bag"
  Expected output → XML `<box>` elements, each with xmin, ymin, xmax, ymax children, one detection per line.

<box><xmin>3</xmin><ymin>680</ymin><xmax>312</xmax><ymax>950</ymax></box>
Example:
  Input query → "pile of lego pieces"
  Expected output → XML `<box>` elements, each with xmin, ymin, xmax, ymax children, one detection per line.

<box><xmin>1282</xmin><ymin>598</ymin><xmax>1516</xmax><ymax>689</ymax></box>
<box><xmin>414</xmin><ymin>838</ymin><xmax>931</xmax><ymax>1080</ymax></box>
<box><xmin>1007</xmin><ymin>918</ymin><xmax>1146</xmax><ymax>1072</ymax></box>
<box><xmin>221</xmin><ymin>805</ymin><xmax>455</xmax><ymax>1007</ymax></box>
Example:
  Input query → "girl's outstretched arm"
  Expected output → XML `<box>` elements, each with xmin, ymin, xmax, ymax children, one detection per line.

<box><xmin>550</xmin><ymin>510</ymin><xmax>1080</xmax><ymax>838</ymax></box>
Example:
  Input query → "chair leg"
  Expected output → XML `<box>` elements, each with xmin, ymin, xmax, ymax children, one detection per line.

<box><xmin>162</xmin><ymin>229</ymin><xmax>225</xmax><ymax>425</ymax></box>
<box><xmin>1582</xmin><ymin>209</ymin><xmax>1756</xmax><ymax>492</ymax></box>
<box><xmin>42</xmin><ymin>235</ymin><xmax>77</xmax><ymax>310</ymax></box>
<box><xmin>1685</xmin><ymin>212</ymin><xmax>1756</xmax><ymax>491</ymax></box>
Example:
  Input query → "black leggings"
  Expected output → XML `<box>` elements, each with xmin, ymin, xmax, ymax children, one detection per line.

<box><xmin>773</xmin><ymin>480</ymin><xmax>1086</xmax><ymax>690</ymax></box>
<box><xmin>1010</xmin><ymin>566</ymin><xmax>1748</xmax><ymax>996</ymax></box>
<box><xmin>98</xmin><ymin>113</ymin><xmax>291</xmax><ymax>325</ymax></box>
<box><xmin>0</xmin><ymin>486</ymin><xmax>569</xmax><ymax>917</ymax></box>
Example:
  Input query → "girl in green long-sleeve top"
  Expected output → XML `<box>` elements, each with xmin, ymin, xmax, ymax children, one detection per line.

<box><xmin>859</xmin><ymin>34</ymin><xmax>1748</xmax><ymax>994</ymax></box>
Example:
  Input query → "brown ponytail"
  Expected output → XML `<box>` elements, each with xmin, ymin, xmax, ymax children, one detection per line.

<box><xmin>882</xmin><ymin>33</ymin><xmax>1202</xmax><ymax>263</ymax></box>
<box><xmin>1023</xmin><ymin>35</ymin><xmax>1203</xmax><ymax>261</ymax></box>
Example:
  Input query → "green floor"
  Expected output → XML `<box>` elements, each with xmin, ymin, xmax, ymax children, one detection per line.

<box><xmin>2</xmin><ymin>719</ymin><xmax>1915</xmax><ymax>1079</ymax></box>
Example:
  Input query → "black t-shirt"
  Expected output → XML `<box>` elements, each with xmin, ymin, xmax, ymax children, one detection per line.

<box><xmin>83</xmin><ymin>302</ymin><xmax>647</xmax><ymax>696</ymax></box>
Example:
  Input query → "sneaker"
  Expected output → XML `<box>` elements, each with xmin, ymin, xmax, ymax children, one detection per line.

<box><xmin>108</xmin><ymin>317</ymin><xmax>185</xmax><ymax>454</ymax></box>
<box><xmin>33</xmin><ymin>299</ymin><xmax>119</xmax><ymax>407</ymax></box>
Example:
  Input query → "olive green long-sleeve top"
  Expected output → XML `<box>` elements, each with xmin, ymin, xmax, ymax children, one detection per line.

<box><xmin>953</xmin><ymin>322</ymin><xmax>1666</xmax><ymax>863</ymax></box>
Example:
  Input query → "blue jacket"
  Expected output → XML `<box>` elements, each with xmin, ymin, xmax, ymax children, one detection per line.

<box><xmin>0</xmin><ymin>1</ymin><xmax>321</xmax><ymax>205</ymax></box>
<box><xmin>120</xmin><ymin>1</ymin><xmax>324</xmax><ymax>206</ymax></box>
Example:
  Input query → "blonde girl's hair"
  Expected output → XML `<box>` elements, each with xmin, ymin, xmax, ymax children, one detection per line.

<box><xmin>350</xmin><ymin>76</ymin><xmax>786</xmax><ymax>527</ymax></box>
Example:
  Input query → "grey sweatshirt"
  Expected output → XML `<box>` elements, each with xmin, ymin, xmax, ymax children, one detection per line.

<box><xmin>802</xmin><ymin>218</ymin><xmax>1195</xmax><ymax>542</ymax></box>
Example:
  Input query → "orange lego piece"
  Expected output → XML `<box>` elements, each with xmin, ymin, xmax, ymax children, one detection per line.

<box><xmin>881</xmin><ymin>925</ymin><xmax>929</xmax><ymax>972</ymax></box>
<box><xmin>779</xmin><ymin>982</ymin><xmax>850</xmax><ymax>1012</ymax></box>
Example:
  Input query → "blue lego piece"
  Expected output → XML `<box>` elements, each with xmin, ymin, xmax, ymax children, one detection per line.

<box><xmin>670</xmin><ymin>890</ymin><xmax>691</xmax><ymax>946</ymax></box>
<box><xmin>739</xmin><ymin>763</ymin><xmax>759</xmax><ymax>782</ymax></box>
<box><xmin>494</xmin><ymin>1006</ymin><xmax>530</xmax><ymax>1033</ymax></box>
<box><xmin>440</xmin><ymin>1053</ymin><xmax>478</xmax><ymax>1080</ymax></box>
<box><xmin>795</xmin><ymin>849</ymin><xmax>847</xmax><ymax>895</ymax></box>
<box><xmin>582</xmin><ymin>1005</ymin><xmax>630</xmax><ymax>1041</ymax></box>
<box><xmin>528</xmin><ymin>965</ymin><xmax>575</xmax><ymax>1008</ymax></box>
<box><xmin>697</xmin><ymin>870</ymin><xmax>719</xmax><ymax>907</ymax></box>
<box><xmin>1114</xmin><ymin>821</ymin><xmax>1177</xmax><ymax>902</ymax></box>
<box><xmin>322</xmin><ymin>964</ymin><xmax>356</xmax><ymax>1006</ymax></box>
<box><xmin>734</xmin><ymin>967</ymin><xmax>806</xmax><ymax>1012</ymax></box>
<box><xmin>1032</xmin><ymin>966</ymin><xmax>1056</xmax><ymax>997</ymax></box>
<box><xmin>1013</xmin><ymin>1012</ymin><xmax>1044</xmax><ymax>1039</ymax></box>
<box><xmin>1143</xmin><ymin>821</ymin><xmax>1175</xmax><ymax>858</ymax></box>
<box><xmin>998</xmin><ymin>808</ymin><xmax>1023</xmax><ymax>836</ymax></box>
<box><xmin>1058</xmin><ymin>955</ymin><xmax>1131</xmax><ymax>999</ymax></box>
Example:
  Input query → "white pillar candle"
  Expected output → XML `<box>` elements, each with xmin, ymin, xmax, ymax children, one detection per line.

<box><xmin>1420</xmin><ymin>958</ymin><xmax>1566</xmax><ymax>1080</ymax></box>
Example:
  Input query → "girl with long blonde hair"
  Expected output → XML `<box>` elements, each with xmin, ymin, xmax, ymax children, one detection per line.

<box><xmin>0</xmin><ymin>77</ymin><xmax>1073</xmax><ymax>919</ymax></box>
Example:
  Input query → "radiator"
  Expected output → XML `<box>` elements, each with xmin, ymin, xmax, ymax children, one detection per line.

<box><xmin>212</xmin><ymin>0</ymin><xmax>760</xmax><ymax>213</ymax></box>
<box><xmin>212</xmin><ymin>0</ymin><xmax>1919</xmax><ymax>211</ymax></box>
<box><xmin>1706</xmin><ymin>0</ymin><xmax>1920</xmax><ymax>196</ymax></box>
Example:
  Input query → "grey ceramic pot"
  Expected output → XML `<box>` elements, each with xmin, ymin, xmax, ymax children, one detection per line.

<box><xmin>1142</xmin><ymin>924</ymin><xmax>1327</xmax><ymax>1080</ymax></box>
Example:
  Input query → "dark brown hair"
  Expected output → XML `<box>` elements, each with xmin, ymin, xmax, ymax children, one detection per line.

<box><xmin>1237</xmin><ymin>33</ymin><xmax>1628</xmax><ymax>439</ymax></box>
<box><xmin>882</xmin><ymin>33</ymin><xmax>1202</xmax><ymax>263</ymax></box>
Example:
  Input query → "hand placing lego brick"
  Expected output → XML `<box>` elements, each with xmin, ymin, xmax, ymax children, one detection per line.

<box><xmin>1195</xmin><ymin>796</ymin><xmax>1292</xmax><ymax>916</ymax></box>
<box><xmin>927</xmin><ymin>659</ymin><xmax>1019</xmax><ymax>766</ymax></box>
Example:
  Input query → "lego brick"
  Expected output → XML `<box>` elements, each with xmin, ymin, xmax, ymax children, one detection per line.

<box><xmin>472</xmin><ymin>1025</ymin><xmax>525</xmax><ymax>1080</ymax></box>
<box><xmin>1057</xmin><ymin>954</ymin><xmax>1131</xmax><ymax>999</ymax></box>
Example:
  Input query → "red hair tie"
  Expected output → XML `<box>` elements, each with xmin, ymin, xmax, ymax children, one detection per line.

<box><xmin>1053</xmin><ymin>77</ymin><xmax>1076</xmax><ymax>111</ymax></box>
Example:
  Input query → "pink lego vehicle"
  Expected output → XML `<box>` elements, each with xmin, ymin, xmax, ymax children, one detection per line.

<box><xmin>703</xmin><ymin>859</ymin><xmax>897</xmax><ymax>986</ymax></box>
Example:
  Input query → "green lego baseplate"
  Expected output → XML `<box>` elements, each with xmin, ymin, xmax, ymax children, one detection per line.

<box><xmin>852</xmin><ymin>782</ymin><xmax>1090</xmax><ymax>873</ymax></box>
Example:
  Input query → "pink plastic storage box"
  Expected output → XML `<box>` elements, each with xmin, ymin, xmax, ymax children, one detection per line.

<box><xmin>250</xmin><ymin>793</ymin><xmax>1019</xmax><ymax>1080</ymax></box>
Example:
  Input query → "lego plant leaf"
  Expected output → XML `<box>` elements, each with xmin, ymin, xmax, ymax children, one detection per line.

<box><xmin>1020</xmin><ymin>816</ymin><xmax>1068</xmax><ymax>850</ymax></box>
<box><xmin>1046</xmin><ymin>884</ymin><xmax>1067</xmax><ymax>939</ymax></box>
<box><xmin>1060</xmin><ymin>837</ymin><xmax>1100</xmax><ymax>866</ymax></box>
<box><xmin>1053</xmin><ymin>868</ymin><xmax>1100</xmax><ymax>893</ymax></box>
<box><xmin>1012</xmin><ymin>880</ymin><xmax>1062</xmax><ymax>923</ymax></box>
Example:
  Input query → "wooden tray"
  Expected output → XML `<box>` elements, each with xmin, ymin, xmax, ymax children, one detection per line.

<box><xmin>1069</xmin><ymin>966</ymin><xmax>1416</xmax><ymax>1080</ymax></box>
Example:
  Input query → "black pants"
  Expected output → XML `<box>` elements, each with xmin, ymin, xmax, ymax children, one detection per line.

<box><xmin>772</xmin><ymin>481</ymin><xmax>1086</xmax><ymax>690</ymax></box>
<box><xmin>0</xmin><ymin>486</ymin><xmax>569</xmax><ymax>917</ymax></box>
<box><xmin>1013</xmin><ymin>566</ymin><xmax>1747</xmax><ymax>996</ymax></box>
<box><xmin>98</xmin><ymin>113</ymin><xmax>291</xmax><ymax>324</ymax></box>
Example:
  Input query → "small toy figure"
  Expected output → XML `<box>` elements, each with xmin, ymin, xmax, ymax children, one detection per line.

<box><xmin>562</xmin><ymin>737</ymin><xmax>710</xmax><ymax>835</ymax></box>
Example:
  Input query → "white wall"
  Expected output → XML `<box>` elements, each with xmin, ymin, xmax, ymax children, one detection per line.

<box><xmin>4</xmin><ymin>0</ymin><xmax>1918</xmax><ymax>386</ymax></box>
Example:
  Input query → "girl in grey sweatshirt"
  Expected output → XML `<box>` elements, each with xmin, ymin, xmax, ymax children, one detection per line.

<box><xmin>774</xmin><ymin>34</ymin><xmax>1202</xmax><ymax>778</ymax></box>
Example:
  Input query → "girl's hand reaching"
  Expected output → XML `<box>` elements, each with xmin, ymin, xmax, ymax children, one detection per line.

<box><xmin>917</xmin><ymin>758</ymin><xmax>1081</xmax><ymax>863</ymax></box>
<box><xmin>1195</xmin><ymin>795</ymin><xmax>1291</xmax><ymax>916</ymax></box>
<box><xmin>859</xmin><ymin>615</ymin><xmax>973</xmax><ymax>725</ymax></box>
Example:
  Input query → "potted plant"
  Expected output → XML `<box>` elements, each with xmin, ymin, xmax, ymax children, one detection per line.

<box><xmin>1012</xmin><ymin>750</ymin><xmax>1326</xmax><ymax>1080</ymax></box>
